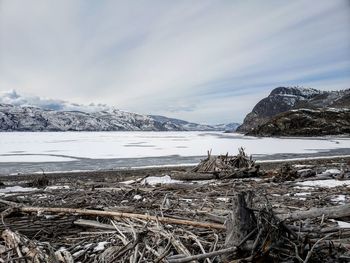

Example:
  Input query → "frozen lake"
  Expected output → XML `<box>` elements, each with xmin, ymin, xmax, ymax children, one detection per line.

<box><xmin>0</xmin><ymin>131</ymin><xmax>350</xmax><ymax>174</ymax></box>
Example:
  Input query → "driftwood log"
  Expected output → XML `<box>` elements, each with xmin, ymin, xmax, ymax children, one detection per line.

<box><xmin>225</xmin><ymin>192</ymin><xmax>255</xmax><ymax>247</ymax></box>
<box><xmin>14</xmin><ymin>206</ymin><xmax>226</xmax><ymax>230</ymax></box>
<box><xmin>279</xmin><ymin>203</ymin><xmax>350</xmax><ymax>220</ymax></box>
<box><xmin>223</xmin><ymin>192</ymin><xmax>255</xmax><ymax>261</ymax></box>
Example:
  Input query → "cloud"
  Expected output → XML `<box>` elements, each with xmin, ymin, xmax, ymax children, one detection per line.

<box><xmin>0</xmin><ymin>0</ymin><xmax>349</xmax><ymax>123</ymax></box>
<box><xmin>0</xmin><ymin>90</ymin><xmax>111</xmax><ymax>112</ymax></box>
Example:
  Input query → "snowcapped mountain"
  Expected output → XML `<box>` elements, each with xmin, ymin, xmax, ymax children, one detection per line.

<box><xmin>237</xmin><ymin>86</ymin><xmax>350</xmax><ymax>135</ymax></box>
<box><xmin>237</xmin><ymin>86</ymin><xmax>323</xmax><ymax>132</ymax></box>
<box><xmin>0</xmin><ymin>91</ymin><xmax>240</xmax><ymax>132</ymax></box>
<box><xmin>150</xmin><ymin>115</ymin><xmax>240</xmax><ymax>132</ymax></box>
<box><xmin>0</xmin><ymin>104</ymin><xmax>169</xmax><ymax>131</ymax></box>
<box><xmin>211</xmin><ymin>122</ymin><xmax>241</xmax><ymax>132</ymax></box>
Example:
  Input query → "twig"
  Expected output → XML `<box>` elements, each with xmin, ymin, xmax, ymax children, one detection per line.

<box><xmin>167</xmin><ymin>246</ymin><xmax>237</xmax><ymax>263</ymax></box>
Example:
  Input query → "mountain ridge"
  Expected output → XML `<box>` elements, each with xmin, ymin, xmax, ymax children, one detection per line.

<box><xmin>237</xmin><ymin>86</ymin><xmax>350</xmax><ymax>136</ymax></box>
<box><xmin>0</xmin><ymin>90</ymin><xmax>239</xmax><ymax>132</ymax></box>
<box><xmin>0</xmin><ymin>103</ymin><xmax>239</xmax><ymax>132</ymax></box>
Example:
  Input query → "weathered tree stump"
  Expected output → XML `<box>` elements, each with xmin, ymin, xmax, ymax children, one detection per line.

<box><xmin>224</xmin><ymin>191</ymin><xmax>256</xmax><ymax>261</ymax></box>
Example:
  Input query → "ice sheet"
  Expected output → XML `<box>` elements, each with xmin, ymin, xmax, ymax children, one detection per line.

<box><xmin>0</xmin><ymin>132</ymin><xmax>349</xmax><ymax>162</ymax></box>
<box><xmin>0</xmin><ymin>155</ymin><xmax>76</xmax><ymax>162</ymax></box>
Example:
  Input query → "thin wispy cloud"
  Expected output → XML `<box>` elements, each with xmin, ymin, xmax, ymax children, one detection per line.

<box><xmin>0</xmin><ymin>0</ymin><xmax>349</xmax><ymax>123</ymax></box>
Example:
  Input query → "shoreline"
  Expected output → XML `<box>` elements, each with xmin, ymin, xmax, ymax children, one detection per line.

<box><xmin>1</xmin><ymin>148</ymin><xmax>350</xmax><ymax>176</ymax></box>
<box><xmin>0</xmin><ymin>151</ymin><xmax>349</xmax><ymax>262</ymax></box>
<box><xmin>1</xmin><ymin>155</ymin><xmax>349</xmax><ymax>184</ymax></box>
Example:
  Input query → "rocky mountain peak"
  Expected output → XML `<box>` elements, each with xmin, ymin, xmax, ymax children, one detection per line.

<box><xmin>236</xmin><ymin>86</ymin><xmax>348</xmax><ymax>133</ymax></box>
<box><xmin>269</xmin><ymin>86</ymin><xmax>322</xmax><ymax>99</ymax></box>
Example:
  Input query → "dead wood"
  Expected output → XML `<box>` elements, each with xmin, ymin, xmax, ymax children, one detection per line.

<box><xmin>17</xmin><ymin>206</ymin><xmax>225</xmax><ymax>229</ymax></box>
<box><xmin>224</xmin><ymin>192</ymin><xmax>255</xmax><ymax>260</ymax></box>
<box><xmin>0</xmin><ymin>156</ymin><xmax>349</xmax><ymax>262</ymax></box>
<box><xmin>190</xmin><ymin>148</ymin><xmax>260</xmax><ymax>179</ymax></box>
<box><xmin>167</xmin><ymin>246</ymin><xmax>237</xmax><ymax>263</ymax></box>
<box><xmin>279</xmin><ymin>203</ymin><xmax>350</xmax><ymax>220</ymax></box>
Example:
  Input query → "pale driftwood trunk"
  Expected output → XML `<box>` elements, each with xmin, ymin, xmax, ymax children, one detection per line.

<box><xmin>279</xmin><ymin>203</ymin><xmax>350</xmax><ymax>220</ymax></box>
<box><xmin>15</xmin><ymin>206</ymin><xmax>225</xmax><ymax>229</ymax></box>
<box><xmin>224</xmin><ymin>192</ymin><xmax>256</xmax><ymax>260</ymax></box>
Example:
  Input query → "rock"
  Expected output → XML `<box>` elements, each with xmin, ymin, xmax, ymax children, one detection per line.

<box><xmin>237</xmin><ymin>86</ymin><xmax>350</xmax><ymax>135</ymax></box>
<box><xmin>248</xmin><ymin>108</ymin><xmax>350</xmax><ymax>137</ymax></box>
<box><xmin>237</xmin><ymin>86</ymin><xmax>322</xmax><ymax>133</ymax></box>
<box><xmin>297</xmin><ymin>169</ymin><xmax>316</xmax><ymax>178</ymax></box>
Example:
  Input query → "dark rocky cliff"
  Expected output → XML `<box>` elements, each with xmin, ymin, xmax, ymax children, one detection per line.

<box><xmin>247</xmin><ymin>108</ymin><xmax>350</xmax><ymax>136</ymax></box>
<box><xmin>237</xmin><ymin>87</ymin><xmax>350</xmax><ymax>136</ymax></box>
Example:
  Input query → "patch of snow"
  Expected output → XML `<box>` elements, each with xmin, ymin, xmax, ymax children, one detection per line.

<box><xmin>217</xmin><ymin>197</ymin><xmax>230</xmax><ymax>202</ymax></box>
<box><xmin>93</xmin><ymin>242</ymin><xmax>109</xmax><ymax>252</ymax></box>
<box><xmin>323</xmin><ymin>169</ymin><xmax>341</xmax><ymax>174</ymax></box>
<box><xmin>120</xmin><ymin>180</ymin><xmax>136</xmax><ymax>185</ymax></box>
<box><xmin>45</xmin><ymin>185</ymin><xmax>70</xmax><ymax>190</ymax></box>
<box><xmin>296</xmin><ymin>179</ymin><xmax>350</xmax><ymax>188</ymax></box>
<box><xmin>179</xmin><ymin>198</ymin><xmax>192</xmax><ymax>203</ymax></box>
<box><xmin>141</xmin><ymin>175</ymin><xmax>182</xmax><ymax>186</ymax></box>
<box><xmin>84</xmin><ymin>243</ymin><xmax>93</xmax><ymax>249</ymax></box>
<box><xmin>294</xmin><ymin>192</ymin><xmax>311</xmax><ymax>196</ymax></box>
<box><xmin>0</xmin><ymin>186</ymin><xmax>38</xmax><ymax>193</ymax></box>
<box><xmin>337</xmin><ymin>221</ymin><xmax>350</xmax><ymax>228</ymax></box>
<box><xmin>294</xmin><ymin>186</ymin><xmax>313</xmax><ymax>190</ymax></box>
<box><xmin>330</xmin><ymin>219</ymin><xmax>350</xmax><ymax>229</ymax></box>
<box><xmin>331</xmin><ymin>195</ymin><xmax>346</xmax><ymax>204</ymax></box>
<box><xmin>133</xmin><ymin>195</ymin><xmax>142</xmax><ymax>200</ymax></box>
<box><xmin>271</xmin><ymin>194</ymin><xmax>281</xmax><ymax>197</ymax></box>
<box><xmin>293</xmin><ymin>165</ymin><xmax>314</xmax><ymax>168</ymax></box>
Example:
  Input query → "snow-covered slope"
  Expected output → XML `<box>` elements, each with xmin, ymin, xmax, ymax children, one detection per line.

<box><xmin>0</xmin><ymin>91</ymin><xmax>240</xmax><ymax>132</ymax></box>
<box><xmin>0</xmin><ymin>104</ymin><xmax>176</xmax><ymax>131</ymax></box>
<box><xmin>150</xmin><ymin>115</ymin><xmax>240</xmax><ymax>132</ymax></box>
<box><xmin>0</xmin><ymin>104</ymin><xmax>241</xmax><ymax>132</ymax></box>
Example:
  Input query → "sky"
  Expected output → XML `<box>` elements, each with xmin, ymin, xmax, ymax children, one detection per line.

<box><xmin>0</xmin><ymin>0</ymin><xmax>349</xmax><ymax>124</ymax></box>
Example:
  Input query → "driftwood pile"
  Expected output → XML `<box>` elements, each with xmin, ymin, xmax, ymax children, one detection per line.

<box><xmin>0</xmin><ymin>158</ymin><xmax>349</xmax><ymax>262</ymax></box>
<box><xmin>191</xmin><ymin>148</ymin><xmax>260</xmax><ymax>179</ymax></box>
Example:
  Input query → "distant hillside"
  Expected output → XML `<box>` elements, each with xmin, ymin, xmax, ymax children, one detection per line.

<box><xmin>0</xmin><ymin>101</ymin><xmax>239</xmax><ymax>132</ymax></box>
<box><xmin>248</xmin><ymin>108</ymin><xmax>350</xmax><ymax>136</ymax></box>
<box><xmin>150</xmin><ymin>115</ymin><xmax>240</xmax><ymax>132</ymax></box>
<box><xmin>237</xmin><ymin>86</ymin><xmax>350</xmax><ymax>136</ymax></box>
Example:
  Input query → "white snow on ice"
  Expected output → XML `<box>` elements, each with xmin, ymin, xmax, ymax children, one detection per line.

<box><xmin>294</xmin><ymin>192</ymin><xmax>311</xmax><ymax>196</ymax></box>
<box><xmin>0</xmin><ymin>132</ymin><xmax>349</xmax><ymax>162</ymax></box>
<box><xmin>141</xmin><ymin>175</ymin><xmax>182</xmax><ymax>186</ymax></box>
<box><xmin>0</xmin><ymin>186</ymin><xmax>38</xmax><ymax>193</ymax></box>
<box><xmin>0</xmin><ymin>154</ymin><xmax>77</xmax><ymax>162</ymax></box>
<box><xmin>93</xmin><ymin>242</ymin><xmax>109</xmax><ymax>252</ymax></box>
<box><xmin>322</xmin><ymin>169</ymin><xmax>341</xmax><ymax>174</ymax></box>
<box><xmin>45</xmin><ymin>185</ymin><xmax>70</xmax><ymax>190</ymax></box>
<box><xmin>331</xmin><ymin>195</ymin><xmax>346</xmax><ymax>204</ymax></box>
<box><xmin>296</xmin><ymin>179</ymin><xmax>350</xmax><ymax>188</ymax></box>
<box><xmin>336</xmin><ymin>221</ymin><xmax>350</xmax><ymax>229</ymax></box>
<box><xmin>217</xmin><ymin>197</ymin><xmax>230</xmax><ymax>202</ymax></box>
<box><xmin>330</xmin><ymin>219</ymin><xmax>350</xmax><ymax>229</ymax></box>
<box><xmin>133</xmin><ymin>195</ymin><xmax>142</xmax><ymax>200</ymax></box>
